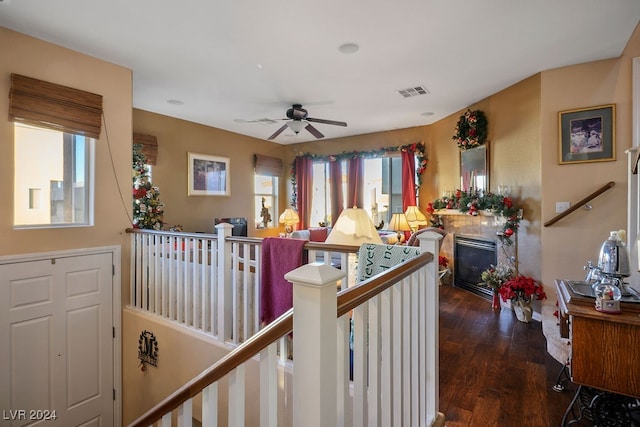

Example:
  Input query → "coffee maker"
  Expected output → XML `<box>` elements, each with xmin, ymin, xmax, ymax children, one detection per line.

<box><xmin>598</xmin><ymin>231</ymin><xmax>630</xmax><ymax>279</ymax></box>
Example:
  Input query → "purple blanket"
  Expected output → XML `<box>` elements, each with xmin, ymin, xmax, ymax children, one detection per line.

<box><xmin>260</xmin><ymin>237</ymin><xmax>307</xmax><ymax>325</ymax></box>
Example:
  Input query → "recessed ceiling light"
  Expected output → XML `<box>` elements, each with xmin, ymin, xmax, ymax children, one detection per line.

<box><xmin>338</xmin><ymin>42</ymin><xmax>360</xmax><ymax>54</ymax></box>
<box><xmin>167</xmin><ymin>99</ymin><xmax>184</xmax><ymax>106</ymax></box>
<box><xmin>421</xmin><ymin>112</ymin><xmax>434</xmax><ymax>117</ymax></box>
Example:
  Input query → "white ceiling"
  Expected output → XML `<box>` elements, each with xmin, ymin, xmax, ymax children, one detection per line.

<box><xmin>1</xmin><ymin>1</ymin><xmax>639</xmax><ymax>144</ymax></box>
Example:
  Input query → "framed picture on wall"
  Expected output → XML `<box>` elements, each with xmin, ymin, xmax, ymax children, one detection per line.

<box><xmin>558</xmin><ymin>104</ymin><xmax>615</xmax><ymax>164</ymax></box>
<box><xmin>187</xmin><ymin>152</ymin><xmax>230</xmax><ymax>196</ymax></box>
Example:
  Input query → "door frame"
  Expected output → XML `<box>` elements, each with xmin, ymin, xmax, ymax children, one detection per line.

<box><xmin>0</xmin><ymin>245</ymin><xmax>122</xmax><ymax>426</ymax></box>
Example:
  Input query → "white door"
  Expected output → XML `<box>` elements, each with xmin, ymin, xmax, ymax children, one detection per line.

<box><xmin>0</xmin><ymin>253</ymin><xmax>114</xmax><ymax>426</ymax></box>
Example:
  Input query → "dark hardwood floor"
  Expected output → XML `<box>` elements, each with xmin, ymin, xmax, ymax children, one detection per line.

<box><xmin>439</xmin><ymin>284</ymin><xmax>576</xmax><ymax>427</ymax></box>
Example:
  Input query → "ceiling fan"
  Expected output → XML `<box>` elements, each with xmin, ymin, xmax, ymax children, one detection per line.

<box><xmin>267</xmin><ymin>104</ymin><xmax>347</xmax><ymax>140</ymax></box>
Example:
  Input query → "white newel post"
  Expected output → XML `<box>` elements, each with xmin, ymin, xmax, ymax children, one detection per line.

<box><xmin>216</xmin><ymin>222</ymin><xmax>234</xmax><ymax>341</ymax></box>
<box><xmin>285</xmin><ymin>263</ymin><xmax>346</xmax><ymax>427</ymax></box>
<box><xmin>417</xmin><ymin>231</ymin><xmax>443</xmax><ymax>424</ymax></box>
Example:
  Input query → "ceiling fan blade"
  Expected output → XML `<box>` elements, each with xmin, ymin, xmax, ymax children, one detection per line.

<box><xmin>305</xmin><ymin>123</ymin><xmax>325</xmax><ymax>139</ymax></box>
<box><xmin>267</xmin><ymin>124</ymin><xmax>288</xmax><ymax>140</ymax></box>
<box><xmin>306</xmin><ymin>117</ymin><xmax>347</xmax><ymax>127</ymax></box>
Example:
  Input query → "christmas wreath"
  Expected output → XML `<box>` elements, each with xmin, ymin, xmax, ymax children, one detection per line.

<box><xmin>452</xmin><ymin>109</ymin><xmax>488</xmax><ymax>150</ymax></box>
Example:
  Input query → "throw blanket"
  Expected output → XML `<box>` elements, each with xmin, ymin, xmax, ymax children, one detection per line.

<box><xmin>260</xmin><ymin>237</ymin><xmax>307</xmax><ymax>325</ymax></box>
<box><xmin>357</xmin><ymin>243</ymin><xmax>421</xmax><ymax>282</ymax></box>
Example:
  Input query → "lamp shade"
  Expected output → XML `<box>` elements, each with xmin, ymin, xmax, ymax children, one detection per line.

<box><xmin>279</xmin><ymin>208</ymin><xmax>300</xmax><ymax>225</ymax></box>
<box><xmin>388</xmin><ymin>212</ymin><xmax>411</xmax><ymax>232</ymax></box>
<box><xmin>325</xmin><ymin>207</ymin><xmax>383</xmax><ymax>246</ymax></box>
<box><xmin>404</xmin><ymin>206</ymin><xmax>428</xmax><ymax>229</ymax></box>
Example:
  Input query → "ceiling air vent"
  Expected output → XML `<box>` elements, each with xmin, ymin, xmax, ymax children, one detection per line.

<box><xmin>397</xmin><ymin>85</ymin><xmax>430</xmax><ymax>98</ymax></box>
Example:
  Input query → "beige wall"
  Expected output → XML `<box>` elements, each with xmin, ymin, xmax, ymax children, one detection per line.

<box><xmin>122</xmin><ymin>309</ymin><xmax>293</xmax><ymax>425</ymax></box>
<box><xmin>133</xmin><ymin>109</ymin><xmax>287</xmax><ymax>237</ymax></box>
<box><xmin>0</xmin><ymin>27</ymin><xmax>132</xmax><ymax>257</ymax></box>
<box><xmin>0</xmin><ymin>26</ymin><xmax>133</xmax><ymax>424</ymax></box>
<box><xmin>0</xmin><ymin>28</ymin><xmax>133</xmax><ymax>304</ymax></box>
<box><xmin>540</xmin><ymin>22</ymin><xmax>640</xmax><ymax>292</ymax></box>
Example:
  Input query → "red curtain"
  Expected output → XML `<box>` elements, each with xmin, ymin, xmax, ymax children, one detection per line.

<box><xmin>401</xmin><ymin>149</ymin><xmax>417</xmax><ymax>211</ymax></box>
<box><xmin>347</xmin><ymin>157</ymin><xmax>363</xmax><ymax>209</ymax></box>
<box><xmin>295</xmin><ymin>157</ymin><xmax>313</xmax><ymax>230</ymax></box>
<box><xmin>329</xmin><ymin>160</ymin><xmax>344</xmax><ymax>227</ymax></box>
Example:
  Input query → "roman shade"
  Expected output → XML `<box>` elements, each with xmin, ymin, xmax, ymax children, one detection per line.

<box><xmin>133</xmin><ymin>132</ymin><xmax>158</xmax><ymax>165</ymax></box>
<box><xmin>8</xmin><ymin>73</ymin><xmax>103</xmax><ymax>139</ymax></box>
<box><xmin>254</xmin><ymin>154</ymin><xmax>283</xmax><ymax>177</ymax></box>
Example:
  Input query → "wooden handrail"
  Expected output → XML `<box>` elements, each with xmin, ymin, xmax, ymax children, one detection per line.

<box><xmin>128</xmin><ymin>311</ymin><xmax>294</xmax><ymax>427</ymax></box>
<box><xmin>337</xmin><ymin>252</ymin><xmax>433</xmax><ymax>316</ymax></box>
<box><xmin>124</xmin><ymin>228</ymin><xmax>359</xmax><ymax>254</ymax></box>
<box><xmin>127</xmin><ymin>250</ymin><xmax>433</xmax><ymax>427</ymax></box>
<box><xmin>543</xmin><ymin>181</ymin><xmax>615</xmax><ymax>227</ymax></box>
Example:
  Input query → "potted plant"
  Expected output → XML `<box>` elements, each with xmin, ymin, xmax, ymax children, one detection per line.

<box><xmin>438</xmin><ymin>256</ymin><xmax>452</xmax><ymax>286</ymax></box>
<box><xmin>479</xmin><ymin>264</ymin><xmax>515</xmax><ymax>309</ymax></box>
<box><xmin>499</xmin><ymin>275</ymin><xmax>547</xmax><ymax>322</ymax></box>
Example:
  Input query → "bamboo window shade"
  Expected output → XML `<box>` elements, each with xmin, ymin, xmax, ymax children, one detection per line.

<box><xmin>8</xmin><ymin>73</ymin><xmax>103</xmax><ymax>139</ymax></box>
<box><xmin>254</xmin><ymin>154</ymin><xmax>283</xmax><ymax>177</ymax></box>
<box><xmin>133</xmin><ymin>133</ymin><xmax>159</xmax><ymax>165</ymax></box>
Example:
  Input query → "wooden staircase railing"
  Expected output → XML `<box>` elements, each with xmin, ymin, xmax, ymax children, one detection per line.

<box><xmin>128</xmin><ymin>309</ymin><xmax>293</xmax><ymax>427</ymax></box>
<box><xmin>544</xmin><ymin>181</ymin><xmax>615</xmax><ymax>227</ymax></box>
<box><xmin>126</xmin><ymin>232</ymin><xmax>443</xmax><ymax>427</ymax></box>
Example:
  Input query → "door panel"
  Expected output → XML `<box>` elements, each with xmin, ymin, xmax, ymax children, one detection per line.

<box><xmin>67</xmin><ymin>306</ymin><xmax>101</xmax><ymax>407</ymax></box>
<box><xmin>9</xmin><ymin>315</ymin><xmax>54</xmax><ymax>422</ymax></box>
<box><xmin>0</xmin><ymin>253</ymin><xmax>113</xmax><ymax>427</ymax></box>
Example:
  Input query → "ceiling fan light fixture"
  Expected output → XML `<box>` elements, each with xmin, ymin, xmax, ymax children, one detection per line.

<box><xmin>287</xmin><ymin>120</ymin><xmax>305</xmax><ymax>134</ymax></box>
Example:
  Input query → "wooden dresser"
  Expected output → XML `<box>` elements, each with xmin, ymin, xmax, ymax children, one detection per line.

<box><xmin>555</xmin><ymin>279</ymin><xmax>640</xmax><ymax>398</ymax></box>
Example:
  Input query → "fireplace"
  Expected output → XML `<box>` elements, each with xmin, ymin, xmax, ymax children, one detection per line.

<box><xmin>454</xmin><ymin>235</ymin><xmax>497</xmax><ymax>298</ymax></box>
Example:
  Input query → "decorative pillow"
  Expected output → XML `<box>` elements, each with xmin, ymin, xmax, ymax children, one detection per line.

<box><xmin>308</xmin><ymin>227</ymin><xmax>328</xmax><ymax>242</ymax></box>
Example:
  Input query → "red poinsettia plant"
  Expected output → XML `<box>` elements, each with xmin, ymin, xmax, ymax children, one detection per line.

<box><xmin>499</xmin><ymin>275</ymin><xmax>547</xmax><ymax>304</ymax></box>
<box><xmin>438</xmin><ymin>255</ymin><xmax>449</xmax><ymax>268</ymax></box>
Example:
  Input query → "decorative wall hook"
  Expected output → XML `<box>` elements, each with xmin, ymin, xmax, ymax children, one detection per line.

<box><xmin>138</xmin><ymin>330</ymin><xmax>158</xmax><ymax>369</ymax></box>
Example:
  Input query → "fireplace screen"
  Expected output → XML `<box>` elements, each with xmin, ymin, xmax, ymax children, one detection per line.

<box><xmin>454</xmin><ymin>235</ymin><xmax>497</xmax><ymax>297</ymax></box>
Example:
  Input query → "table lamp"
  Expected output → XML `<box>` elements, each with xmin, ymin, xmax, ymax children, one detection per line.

<box><xmin>325</xmin><ymin>206</ymin><xmax>382</xmax><ymax>288</ymax></box>
<box><xmin>325</xmin><ymin>207</ymin><xmax>383</xmax><ymax>246</ymax></box>
<box><xmin>404</xmin><ymin>206</ymin><xmax>428</xmax><ymax>233</ymax></box>
<box><xmin>279</xmin><ymin>208</ymin><xmax>300</xmax><ymax>237</ymax></box>
<box><xmin>388</xmin><ymin>212</ymin><xmax>411</xmax><ymax>243</ymax></box>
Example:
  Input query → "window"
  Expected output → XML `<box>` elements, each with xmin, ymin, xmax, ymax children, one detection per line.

<box><xmin>310</xmin><ymin>162</ymin><xmax>333</xmax><ymax>226</ymax></box>
<box><xmin>255</xmin><ymin>175</ymin><xmax>278</xmax><ymax>229</ymax></box>
<box><xmin>364</xmin><ymin>156</ymin><xmax>403</xmax><ymax>225</ymax></box>
<box><xmin>254</xmin><ymin>154</ymin><xmax>283</xmax><ymax>229</ymax></box>
<box><xmin>14</xmin><ymin>123</ymin><xmax>94</xmax><ymax>228</ymax></box>
<box><xmin>310</xmin><ymin>156</ymin><xmax>403</xmax><ymax>227</ymax></box>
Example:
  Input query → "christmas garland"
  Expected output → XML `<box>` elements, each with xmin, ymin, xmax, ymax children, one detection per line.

<box><xmin>453</xmin><ymin>109</ymin><xmax>488</xmax><ymax>150</ymax></box>
<box><xmin>426</xmin><ymin>190</ymin><xmax>520</xmax><ymax>245</ymax></box>
<box><xmin>290</xmin><ymin>142</ymin><xmax>427</xmax><ymax>207</ymax></box>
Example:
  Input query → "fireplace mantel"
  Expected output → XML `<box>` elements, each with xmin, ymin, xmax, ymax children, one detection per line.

<box><xmin>433</xmin><ymin>209</ymin><xmax>497</xmax><ymax>217</ymax></box>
